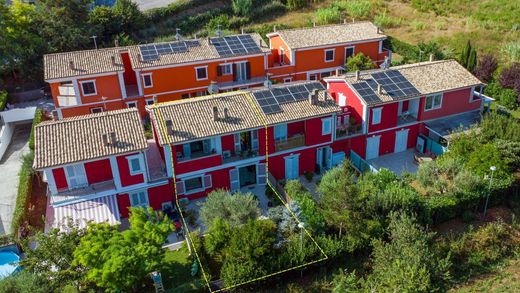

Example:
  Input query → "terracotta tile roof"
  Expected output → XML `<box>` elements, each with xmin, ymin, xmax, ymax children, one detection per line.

<box><xmin>340</xmin><ymin>60</ymin><xmax>483</xmax><ymax>105</ymax></box>
<box><xmin>273</xmin><ymin>22</ymin><xmax>386</xmax><ymax>49</ymax></box>
<box><xmin>34</xmin><ymin>109</ymin><xmax>147</xmax><ymax>169</ymax></box>
<box><xmin>128</xmin><ymin>33</ymin><xmax>270</xmax><ymax>70</ymax></box>
<box><xmin>44</xmin><ymin>47</ymin><xmax>126</xmax><ymax>80</ymax></box>
<box><xmin>149</xmin><ymin>82</ymin><xmax>341</xmax><ymax>145</ymax></box>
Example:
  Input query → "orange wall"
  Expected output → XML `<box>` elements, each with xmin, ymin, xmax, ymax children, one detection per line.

<box><xmin>270</xmin><ymin>35</ymin><xmax>291</xmax><ymax>65</ymax></box>
<box><xmin>140</xmin><ymin>55</ymin><xmax>266</xmax><ymax>98</ymax></box>
<box><xmin>78</xmin><ymin>74</ymin><xmax>122</xmax><ymax>103</ymax></box>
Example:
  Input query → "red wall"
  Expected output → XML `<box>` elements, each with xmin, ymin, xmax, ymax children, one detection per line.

<box><xmin>177</xmin><ymin>166</ymin><xmax>235</xmax><ymax>200</ymax></box>
<box><xmin>332</xmin><ymin>134</ymin><xmax>366</xmax><ymax>157</ymax></box>
<box><xmin>268</xmin><ymin>147</ymin><xmax>317</xmax><ymax>180</ymax></box>
<box><xmin>117</xmin><ymin>182</ymin><xmax>174</xmax><ymax>218</ymax></box>
<box><xmin>221</xmin><ymin>134</ymin><xmax>235</xmax><ymax>154</ymax></box>
<box><xmin>121</xmin><ymin>52</ymin><xmax>137</xmax><ymax>85</ymax></box>
<box><xmin>174</xmin><ymin>151</ymin><xmax>222</xmax><ymax>175</ymax></box>
<box><xmin>419</xmin><ymin>88</ymin><xmax>479</xmax><ymax>121</ymax></box>
<box><xmin>368</xmin><ymin>102</ymin><xmax>398</xmax><ymax>133</ymax></box>
<box><xmin>305</xmin><ymin>116</ymin><xmax>332</xmax><ymax>146</ymax></box>
<box><xmin>328</xmin><ymin>81</ymin><xmax>365</xmax><ymax>125</ymax></box>
<box><xmin>52</xmin><ymin>168</ymin><xmax>68</xmax><ymax>191</ymax></box>
<box><xmin>116</xmin><ymin>153</ymin><xmax>145</xmax><ymax>187</ymax></box>
<box><xmin>288</xmin><ymin>121</ymin><xmax>305</xmax><ymax>136</ymax></box>
<box><xmin>375</xmin><ymin>123</ymin><xmax>421</xmax><ymax>156</ymax></box>
<box><xmin>85</xmin><ymin>159</ymin><xmax>113</xmax><ymax>185</ymax></box>
<box><xmin>117</xmin><ymin>193</ymin><xmax>131</xmax><ymax>218</ymax></box>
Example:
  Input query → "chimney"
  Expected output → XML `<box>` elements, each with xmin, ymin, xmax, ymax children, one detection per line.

<box><xmin>111</xmin><ymin>56</ymin><xmax>116</xmax><ymax>66</ymax></box>
<box><xmin>102</xmin><ymin>134</ymin><xmax>109</xmax><ymax>146</ymax></box>
<box><xmin>377</xmin><ymin>27</ymin><xmax>381</xmax><ymax>34</ymax></box>
<box><xmin>309</xmin><ymin>89</ymin><xmax>319</xmax><ymax>105</ymax></box>
<box><xmin>383</xmin><ymin>56</ymin><xmax>390</xmax><ymax>69</ymax></box>
<box><xmin>335</xmin><ymin>68</ymin><xmax>341</xmax><ymax>76</ymax></box>
<box><xmin>114</xmin><ymin>39</ymin><xmax>119</xmax><ymax>47</ymax></box>
<box><xmin>241</xmin><ymin>28</ymin><xmax>244</xmax><ymax>34</ymax></box>
<box><xmin>224</xmin><ymin>108</ymin><xmax>229</xmax><ymax>119</ymax></box>
<box><xmin>429</xmin><ymin>53</ymin><xmax>434</xmax><ymax>62</ymax></box>
<box><xmin>110</xmin><ymin>132</ymin><xmax>117</xmax><ymax>145</ymax></box>
<box><xmin>69</xmin><ymin>60</ymin><xmax>74</xmax><ymax>70</ymax></box>
<box><xmin>175</xmin><ymin>28</ymin><xmax>181</xmax><ymax>41</ymax></box>
<box><xmin>377</xmin><ymin>84</ymin><xmax>383</xmax><ymax>95</ymax></box>
<box><xmin>273</xmin><ymin>25</ymin><xmax>277</xmax><ymax>32</ymax></box>
<box><xmin>313</xmin><ymin>22</ymin><xmax>316</xmax><ymax>27</ymax></box>
<box><xmin>213</xmin><ymin>106</ymin><xmax>219</xmax><ymax>121</ymax></box>
<box><xmin>355</xmin><ymin>70</ymin><xmax>360</xmax><ymax>81</ymax></box>
<box><xmin>165</xmin><ymin>119</ymin><xmax>173</xmax><ymax>135</ymax></box>
<box><xmin>343</xmin><ymin>19</ymin><xmax>347</xmax><ymax>24</ymax></box>
<box><xmin>216</xmin><ymin>25</ymin><xmax>222</xmax><ymax>38</ymax></box>
<box><xmin>352</xmin><ymin>18</ymin><xmax>355</xmax><ymax>23</ymax></box>
<box><xmin>51</xmin><ymin>110</ymin><xmax>59</xmax><ymax>121</ymax></box>
<box><xmin>153</xmin><ymin>95</ymin><xmax>158</xmax><ymax>104</ymax></box>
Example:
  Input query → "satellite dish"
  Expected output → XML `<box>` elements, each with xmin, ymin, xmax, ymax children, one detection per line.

<box><xmin>208</xmin><ymin>81</ymin><xmax>219</xmax><ymax>94</ymax></box>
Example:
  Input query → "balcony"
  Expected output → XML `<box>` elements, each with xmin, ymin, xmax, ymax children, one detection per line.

<box><xmin>275</xmin><ymin>134</ymin><xmax>305</xmax><ymax>152</ymax></box>
<box><xmin>217</xmin><ymin>76</ymin><xmax>265</xmax><ymax>89</ymax></box>
<box><xmin>222</xmin><ymin>149</ymin><xmax>259</xmax><ymax>164</ymax></box>
<box><xmin>336</xmin><ymin>123</ymin><xmax>363</xmax><ymax>139</ymax></box>
<box><xmin>145</xmin><ymin>140</ymin><xmax>168</xmax><ymax>182</ymax></box>
<box><xmin>125</xmin><ymin>84</ymin><xmax>139</xmax><ymax>98</ymax></box>
<box><xmin>397</xmin><ymin>112</ymin><xmax>418</xmax><ymax>126</ymax></box>
<box><xmin>51</xmin><ymin>180</ymin><xmax>116</xmax><ymax>205</ymax></box>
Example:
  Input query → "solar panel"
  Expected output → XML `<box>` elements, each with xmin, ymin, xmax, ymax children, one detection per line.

<box><xmin>352</xmin><ymin>82</ymin><xmax>380</xmax><ymax>104</ymax></box>
<box><xmin>370</xmin><ymin>70</ymin><xmax>421</xmax><ymax>98</ymax></box>
<box><xmin>138</xmin><ymin>40</ymin><xmax>201</xmax><ymax>61</ymax></box>
<box><xmin>238</xmin><ymin>35</ymin><xmax>262</xmax><ymax>54</ymax></box>
<box><xmin>211</xmin><ymin>35</ymin><xmax>262</xmax><ymax>57</ymax></box>
<box><xmin>253</xmin><ymin>90</ymin><xmax>282</xmax><ymax>114</ymax></box>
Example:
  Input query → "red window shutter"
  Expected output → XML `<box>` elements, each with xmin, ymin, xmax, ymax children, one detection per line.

<box><xmin>217</xmin><ymin>65</ymin><xmax>222</xmax><ymax>76</ymax></box>
<box><xmin>232</xmin><ymin>64</ymin><xmax>238</xmax><ymax>81</ymax></box>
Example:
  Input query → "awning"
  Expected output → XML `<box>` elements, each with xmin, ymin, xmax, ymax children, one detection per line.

<box><xmin>424</xmin><ymin>110</ymin><xmax>481</xmax><ymax>140</ymax></box>
<box><xmin>48</xmin><ymin>195</ymin><xmax>121</xmax><ymax>231</ymax></box>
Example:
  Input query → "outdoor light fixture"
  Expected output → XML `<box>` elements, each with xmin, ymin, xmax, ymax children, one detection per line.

<box><xmin>483</xmin><ymin>166</ymin><xmax>496</xmax><ymax>219</ymax></box>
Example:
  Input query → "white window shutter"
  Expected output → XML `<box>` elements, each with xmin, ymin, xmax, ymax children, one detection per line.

<box><xmin>257</xmin><ymin>163</ymin><xmax>266</xmax><ymax>185</ymax></box>
<box><xmin>203</xmin><ymin>175</ymin><xmax>212</xmax><ymax>189</ymax></box>
<box><xmin>229</xmin><ymin>169</ymin><xmax>239</xmax><ymax>192</ymax></box>
<box><xmin>176</xmin><ymin>181</ymin><xmax>185</xmax><ymax>195</ymax></box>
<box><xmin>234</xmin><ymin>133</ymin><xmax>241</xmax><ymax>153</ymax></box>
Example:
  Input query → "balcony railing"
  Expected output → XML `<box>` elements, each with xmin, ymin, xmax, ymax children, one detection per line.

<box><xmin>275</xmin><ymin>134</ymin><xmax>305</xmax><ymax>152</ymax></box>
<box><xmin>336</xmin><ymin>124</ymin><xmax>363</xmax><ymax>139</ymax></box>
<box><xmin>397</xmin><ymin>113</ymin><xmax>418</xmax><ymax>125</ymax></box>
<box><xmin>217</xmin><ymin>76</ymin><xmax>265</xmax><ymax>89</ymax></box>
<box><xmin>51</xmin><ymin>180</ymin><xmax>116</xmax><ymax>205</ymax></box>
<box><xmin>222</xmin><ymin>149</ymin><xmax>259</xmax><ymax>164</ymax></box>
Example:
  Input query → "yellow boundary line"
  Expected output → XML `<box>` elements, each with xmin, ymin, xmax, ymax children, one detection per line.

<box><xmin>153</xmin><ymin>92</ymin><xmax>328</xmax><ymax>292</ymax></box>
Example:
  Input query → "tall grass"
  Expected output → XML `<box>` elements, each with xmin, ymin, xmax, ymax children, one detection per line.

<box><xmin>314</xmin><ymin>6</ymin><xmax>341</xmax><ymax>25</ymax></box>
<box><xmin>502</xmin><ymin>42</ymin><xmax>520</xmax><ymax>63</ymax></box>
<box><xmin>334</xmin><ymin>0</ymin><xmax>372</xmax><ymax>19</ymax></box>
<box><xmin>374</xmin><ymin>13</ymin><xmax>402</xmax><ymax>28</ymax></box>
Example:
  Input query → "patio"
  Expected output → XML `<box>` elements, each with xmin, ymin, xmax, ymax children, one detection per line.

<box><xmin>367</xmin><ymin>149</ymin><xmax>418</xmax><ymax>176</ymax></box>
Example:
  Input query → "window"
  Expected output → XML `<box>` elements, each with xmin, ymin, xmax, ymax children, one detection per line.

<box><xmin>80</xmin><ymin>80</ymin><xmax>97</xmax><ymax>96</ymax></box>
<box><xmin>324</xmin><ymin>49</ymin><xmax>335</xmax><ymax>62</ymax></box>
<box><xmin>280</xmin><ymin>48</ymin><xmax>285</xmax><ymax>64</ymax></box>
<box><xmin>274</xmin><ymin>124</ymin><xmax>287</xmax><ymax>141</ymax></box>
<box><xmin>309</xmin><ymin>73</ymin><xmax>318</xmax><ymax>81</ymax></box>
<box><xmin>130</xmin><ymin>191</ymin><xmax>149</xmax><ymax>207</ymax></box>
<box><xmin>372</xmin><ymin>107</ymin><xmax>382</xmax><ymax>125</ymax></box>
<box><xmin>142</xmin><ymin>73</ymin><xmax>153</xmax><ymax>88</ymax></box>
<box><xmin>424</xmin><ymin>93</ymin><xmax>443</xmax><ymax>111</ymax></box>
<box><xmin>219</xmin><ymin>64</ymin><xmax>232</xmax><ymax>76</ymax></box>
<box><xmin>90</xmin><ymin>107</ymin><xmax>103</xmax><ymax>114</ymax></box>
<box><xmin>65</xmin><ymin>164</ymin><xmax>87</xmax><ymax>189</ymax></box>
<box><xmin>127</xmin><ymin>154</ymin><xmax>144</xmax><ymax>175</ymax></box>
<box><xmin>322</xmin><ymin>118</ymin><xmax>332</xmax><ymax>135</ymax></box>
<box><xmin>345</xmin><ymin>46</ymin><xmax>355</xmax><ymax>62</ymax></box>
<box><xmin>185</xmin><ymin>177</ymin><xmax>203</xmax><ymax>192</ymax></box>
<box><xmin>126</xmin><ymin>101</ymin><xmax>137</xmax><ymax>108</ymax></box>
<box><xmin>145</xmin><ymin>99</ymin><xmax>154</xmax><ymax>106</ymax></box>
<box><xmin>181</xmin><ymin>93</ymin><xmax>190</xmax><ymax>99</ymax></box>
<box><xmin>321</xmin><ymin>71</ymin><xmax>331</xmax><ymax>78</ymax></box>
<box><xmin>195</xmin><ymin>66</ymin><xmax>208</xmax><ymax>80</ymax></box>
<box><xmin>283</xmin><ymin>77</ymin><xmax>292</xmax><ymax>83</ymax></box>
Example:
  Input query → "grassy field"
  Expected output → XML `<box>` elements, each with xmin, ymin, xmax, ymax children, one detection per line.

<box><xmin>450</xmin><ymin>258</ymin><xmax>520</xmax><ymax>293</ymax></box>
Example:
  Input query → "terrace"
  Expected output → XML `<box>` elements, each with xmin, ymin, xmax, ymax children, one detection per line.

<box><xmin>274</xmin><ymin>133</ymin><xmax>305</xmax><ymax>152</ymax></box>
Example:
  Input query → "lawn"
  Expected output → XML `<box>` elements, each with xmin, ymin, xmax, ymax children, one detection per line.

<box><xmin>162</xmin><ymin>245</ymin><xmax>205</xmax><ymax>293</ymax></box>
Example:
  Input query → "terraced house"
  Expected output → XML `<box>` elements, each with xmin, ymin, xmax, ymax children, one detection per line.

<box><xmin>43</xmin><ymin>22</ymin><xmax>389</xmax><ymax>119</ymax></box>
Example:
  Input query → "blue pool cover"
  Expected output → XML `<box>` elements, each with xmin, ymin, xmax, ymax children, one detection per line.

<box><xmin>0</xmin><ymin>251</ymin><xmax>20</xmax><ymax>279</ymax></box>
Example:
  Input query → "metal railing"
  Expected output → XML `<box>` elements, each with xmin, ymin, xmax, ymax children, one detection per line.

<box><xmin>335</xmin><ymin>124</ymin><xmax>363</xmax><ymax>139</ymax></box>
<box><xmin>52</xmin><ymin>180</ymin><xmax>116</xmax><ymax>204</ymax></box>
<box><xmin>274</xmin><ymin>134</ymin><xmax>305</xmax><ymax>152</ymax></box>
<box><xmin>217</xmin><ymin>76</ymin><xmax>265</xmax><ymax>89</ymax></box>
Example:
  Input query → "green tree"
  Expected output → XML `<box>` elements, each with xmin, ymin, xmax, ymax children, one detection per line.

<box><xmin>346</xmin><ymin>52</ymin><xmax>375</xmax><ymax>72</ymax></box>
<box><xmin>366</xmin><ymin>212</ymin><xmax>451</xmax><ymax>292</ymax></box>
<box><xmin>20</xmin><ymin>220</ymin><xmax>86</xmax><ymax>290</ymax></box>
<box><xmin>0</xmin><ymin>271</ymin><xmax>53</xmax><ymax>293</ymax></box>
<box><xmin>460</xmin><ymin>40</ymin><xmax>477</xmax><ymax>72</ymax></box>
<box><xmin>73</xmin><ymin>207</ymin><xmax>171</xmax><ymax>292</ymax></box>
<box><xmin>284</xmin><ymin>180</ymin><xmax>325</xmax><ymax>233</ymax></box>
<box><xmin>205</xmin><ymin>217</ymin><xmax>232</xmax><ymax>259</ymax></box>
<box><xmin>232</xmin><ymin>0</ymin><xmax>253</xmax><ymax>17</ymax></box>
<box><xmin>220</xmin><ymin>219</ymin><xmax>277</xmax><ymax>286</ymax></box>
<box><xmin>286</xmin><ymin>0</ymin><xmax>307</xmax><ymax>10</ymax></box>
<box><xmin>198</xmin><ymin>190</ymin><xmax>261</xmax><ymax>227</ymax></box>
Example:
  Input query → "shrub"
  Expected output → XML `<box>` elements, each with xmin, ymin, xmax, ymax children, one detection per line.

<box><xmin>474</xmin><ymin>54</ymin><xmax>498</xmax><ymax>82</ymax></box>
<box><xmin>232</xmin><ymin>0</ymin><xmax>253</xmax><ymax>17</ymax></box>
<box><xmin>253</xmin><ymin>0</ymin><xmax>287</xmax><ymax>18</ymax></box>
<box><xmin>286</xmin><ymin>0</ymin><xmax>306</xmax><ymax>10</ymax></box>
<box><xmin>410</xmin><ymin>20</ymin><xmax>426</xmax><ymax>30</ymax></box>
<box><xmin>499</xmin><ymin>62</ymin><xmax>520</xmax><ymax>89</ymax></box>
<box><xmin>346</xmin><ymin>52</ymin><xmax>375</xmax><ymax>72</ymax></box>
<box><xmin>480</xmin><ymin>111</ymin><xmax>520</xmax><ymax>142</ymax></box>
<box><xmin>0</xmin><ymin>270</ymin><xmax>53</xmax><ymax>293</ymax></box>
<box><xmin>198</xmin><ymin>190</ymin><xmax>261</xmax><ymax>227</ymax></box>
<box><xmin>0</xmin><ymin>90</ymin><xmax>8</xmax><ymax>111</ymax></box>
<box><xmin>314</xmin><ymin>6</ymin><xmax>341</xmax><ymax>25</ymax></box>
<box><xmin>486</xmin><ymin>81</ymin><xmax>518</xmax><ymax>109</ymax></box>
<box><xmin>205</xmin><ymin>14</ymin><xmax>230</xmax><ymax>33</ymax></box>
<box><xmin>373</xmin><ymin>13</ymin><xmax>401</xmax><ymax>28</ymax></box>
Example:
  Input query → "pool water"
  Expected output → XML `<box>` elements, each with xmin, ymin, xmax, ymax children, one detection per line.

<box><xmin>0</xmin><ymin>251</ymin><xmax>20</xmax><ymax>279</ymax></box>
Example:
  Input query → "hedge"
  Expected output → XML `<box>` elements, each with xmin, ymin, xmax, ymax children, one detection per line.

<box><xmin>0</xmin><ymin>90</ymin><xmax>8</xmax><ymax>111</ymax></box>
<box><xmin>29</xmin><ymin>108</ymin><xmax>43</xmax><ymax>151</ymax></box>
<box><xmin>11</xmin><ymin>152</ymin><xmax>34</xmax><ymax>235</ymax></box>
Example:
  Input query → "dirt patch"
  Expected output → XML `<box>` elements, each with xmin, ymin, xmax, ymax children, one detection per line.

<box><xmin>434</xmin><ymin>206</ymin><xmax>514</xmax><ymax>236</ymax></box>
<box><xmin>27</xmin><ymin>173</ymin><xmax>48</xmax><ymax>232</ymax></box>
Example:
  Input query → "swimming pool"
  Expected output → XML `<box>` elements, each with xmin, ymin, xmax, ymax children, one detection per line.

<box><xmin>0</xmin><ymin>251</ymin><xmax>20</xmax><ymax>279</ymax></box>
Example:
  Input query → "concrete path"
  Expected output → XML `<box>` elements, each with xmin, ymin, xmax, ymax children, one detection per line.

<box><xmin>0</xmin><ymin>123</ymin><xmax>31</xmax><ymax>235</ymax></box>
<box><xmin>133</xmin><ymin>0</ymin><xmax>178</xmax><ymax>10</ymax></box>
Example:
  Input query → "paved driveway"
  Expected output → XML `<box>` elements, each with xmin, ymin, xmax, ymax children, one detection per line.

<box><xmin>133</xmin><ymin>0</ymin><xmax>178</xmax><ymax>10</ymax></box>
<box><xmin>0</xmin><ymin>123</ymin><xmax>31</xmax><ymax>235</ymax></box>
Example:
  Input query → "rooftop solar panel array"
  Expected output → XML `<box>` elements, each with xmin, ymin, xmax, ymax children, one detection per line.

<box><xmin>138</xmin><ymin>40</ymin><xmax>201</xmax><ymax>61</ymax></box>
<box><xmin>351</xmin><ymin>70</ymin><xmax>421</xmax><ymax>104</ymax></box>
<box><xmin>211</xmin><ymin>35</ymin><xmax>262</xmax><ymax>57</ymax></box>
<box><xmin>252</xmin><ymin>82</ymin><xmax>325</xmax><ymax>115</ymax></box>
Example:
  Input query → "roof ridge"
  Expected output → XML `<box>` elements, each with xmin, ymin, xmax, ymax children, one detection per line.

<box><xmin>277</xmin><ymin>21</ymin><xmax>375</xmax><ymax>33</ymax></box>
<box><xmin>38</xmin><ymin>108</ymin><xmax>138</xmax><ymax>126</ymax></box>
<box><xmin>44</xmin><ymin>46</ymin><xmax>130</xmax><ymax>57</ymax></box>
<box><xmin>152</xmin><ymin>91</ymin><xmax>249</xmax><ymax>109</ymax></box>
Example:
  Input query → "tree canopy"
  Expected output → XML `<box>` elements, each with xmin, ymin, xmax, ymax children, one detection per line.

<box><xmin>198</xmin><ymin>189</ymin><xmax>261</xmax><ymax>228</ymax></box>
